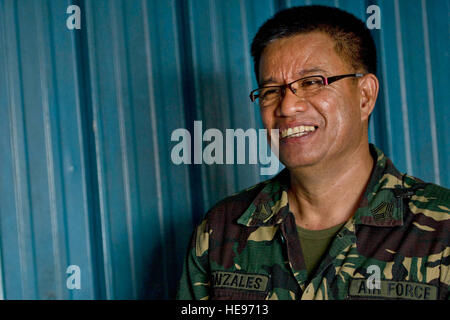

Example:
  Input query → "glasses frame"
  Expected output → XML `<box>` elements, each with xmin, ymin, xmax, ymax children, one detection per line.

<box><xmin>249</xmin><ymin>73</ymin><xmax>365</xmax><ymax>103</ymax></box>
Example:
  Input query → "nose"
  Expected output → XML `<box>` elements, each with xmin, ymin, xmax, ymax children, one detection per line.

<box><xmin>276</xmin><ymin>86</ymin><xmax>308</xmax><ymax>117</ymax></box>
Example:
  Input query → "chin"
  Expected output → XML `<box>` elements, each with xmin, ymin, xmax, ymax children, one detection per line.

<box><xmin>279</xmin><ymin>154</ymin><xmax>319</xmax><ymax>169</ymax></box>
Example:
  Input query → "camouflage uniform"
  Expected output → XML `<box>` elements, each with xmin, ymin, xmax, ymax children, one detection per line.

<box><xmin>177</xmin><ymin>144</ymin><xmax>450</xmax><ymax>300</ymax></box>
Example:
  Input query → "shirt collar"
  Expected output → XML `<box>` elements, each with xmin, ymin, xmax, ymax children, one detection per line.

<box><xmin>237</xmin><ymin>144</ymin><xmax>413</xmax><ymax>228</ymax></box>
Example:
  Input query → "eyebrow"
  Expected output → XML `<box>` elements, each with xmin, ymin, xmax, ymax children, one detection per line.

<box><xmin>259</xmin><ymin>67</ymin><xmax>328</xmax><ymax>86</ymax></box>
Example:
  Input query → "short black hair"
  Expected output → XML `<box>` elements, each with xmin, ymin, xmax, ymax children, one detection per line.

<box><xmin>251</xmin><ymin>5</ymin><xmax>377</xmax><ymax>83</ymax></box>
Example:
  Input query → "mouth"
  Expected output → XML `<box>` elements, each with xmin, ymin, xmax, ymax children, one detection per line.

<box><xmin>280</xmin><ymin>125</ymin><xmax>319</xmax><ymax>139</ymax></box>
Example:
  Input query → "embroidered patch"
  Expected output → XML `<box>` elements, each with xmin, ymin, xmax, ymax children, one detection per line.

<box><xmin>349</xmin><ymin>279</ymin><xmax>438</xmax><ymax>300</ymax></box>
<box><xmin>371</xmin><ymin>201</ymin><xmax>394</xmax><ymax>222</ymax></box>
<box><xmin>253</xmin><ymin>203</ymin><xmax>272</xmax><ymax>222</ymax></box>
<box><xmin>211</xmin><ymin>271</ymin><xmax>270</xmax><ymax>292</ymax></box>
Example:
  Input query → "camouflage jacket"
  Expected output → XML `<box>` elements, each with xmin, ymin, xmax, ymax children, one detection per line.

<box><xmin>177</xmin><ymin>144</ymin><xmax>450</xmax><ymax>300</ymax></box>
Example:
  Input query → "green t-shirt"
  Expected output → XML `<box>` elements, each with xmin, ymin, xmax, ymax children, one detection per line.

<box><xmin>296</xmin><ymin>223</ymin><xmax>345</xmax><ymax>279</ymax></box>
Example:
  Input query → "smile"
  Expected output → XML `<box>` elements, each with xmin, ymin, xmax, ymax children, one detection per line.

<box><xmin>280</xmin><ymin>125</ymin><xmax>317</xmax><ymax>139</ymax></box>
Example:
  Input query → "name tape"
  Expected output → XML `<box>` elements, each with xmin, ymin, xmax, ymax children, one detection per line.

<box><xmin>349</xmin><ymin>279</ymin><xmax>438</xmax><ymax>300</ymax></box>
<box><xmin>211</xmin><ymin>271</ymin><xmax>270</xmax><ymax>292</ymax></box>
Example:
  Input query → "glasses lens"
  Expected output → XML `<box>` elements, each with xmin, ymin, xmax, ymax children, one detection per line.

<box><xmin>292</xmin><ymin>76</ymin><xmax>325</xmax><ymax>96</ymax></box>
<box><xmin>255</xmin><ymin>87</ymin><xmax>282</xmax><ymax>107</ymax></box>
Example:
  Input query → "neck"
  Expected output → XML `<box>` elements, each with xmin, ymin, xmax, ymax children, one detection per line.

<box><xmin>288</xmin><ymin>142</ymin><xmax>374</xmax><ymax>230</ymax></box>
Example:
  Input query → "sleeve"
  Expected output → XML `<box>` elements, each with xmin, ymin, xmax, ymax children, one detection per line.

<box><xmin>176</xmin><ymin>219</ymin><xmax>211</xmax><ymax>300</ymax></box>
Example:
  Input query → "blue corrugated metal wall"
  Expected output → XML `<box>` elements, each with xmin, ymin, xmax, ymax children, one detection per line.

<box><xmin>0</xmin><ymin>0</ymin><xmax>448</xmax><ymax>299</ymax></box>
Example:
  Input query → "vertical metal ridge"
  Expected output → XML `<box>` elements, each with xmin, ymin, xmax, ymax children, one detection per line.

<box><xmin>174</xmin><ymin>0</ymin><xmax>206</xmax><ymax>225</ymax></box>
<box><xmin>420</xmin><ymin>0</ymin><xmax>440</xmax><ymax>185</ymax></box>
<box><xmin>208</xmin><ymin>0</ymin><xmax>236</xmax><ymax>196</ymax></box>
<box><xmin>9</xmin><ymin>0</ymin><xmax>29</xmax><ymax>299</ymax></box>
<box><xmin>170</xmin><ymin>0</ymin><xmax>187</xmax><ymax>126</ymax></box>
<box><xmin>0</xmin><ymin>0</ymin><xmax>7</xmax><ymax>300</ymax></box>
<box><xmin>72</xmin><ymin>0</ymin><xmax>104</xmax><ymax>299</ymax></box>
<box><xmin>239</xmin><ymin>0</ymin><xmax>260</xmax><ymax>181</ymax></box>
<box><xmin>239</xmin><ymin>1</ymin><xmax>255</xmax><ymax>128</ymax></box>
<box><xmin>394</xmin><ymin>0</ymin><xmax>413</xmax><ymax>174</ymax></box>
<box><xmin>366</xmin><ymin>0</ymin><xmax>377</xmax><ymax>146</ymax></box>
<box><xmin>193</xmin><ymin>1</ymin><xmax>211</xmax><ymax>212</ymax></box>
<box><xmin>83</xmin><ymin>0</ymin><xmax>114</xmax><ymax>299</ymax></box>
<box><xmin>109</xmin><ymin>0</ymin><xmax>137</xmax><ymax>299</ymax></box>
<box><xmin>186</xmin><ymin>0</ymin><xmax>210</xmax><ymax>213</ymax></box>
<box><xmin>379</xmin><ymin>19</ymin><xmax>394</xmax><ymax>158</ymax></box>
<box><xmin>141</xmin><ymin>0</ymin><xmax>170</xmax><ymax>299</ymax></box>
<box><xmin>6</xmin><ymin>0</ymin><xmax>38</xmax><ymax>299</ymax></box>
<box><xmin>70</xmin><ymin>2</ymin><xmax>95</xmax><ymax>299</ymax></box>
<box><xmin>169</xmin><ymin>0</ymin><xmax>195</xmax><ymax>256</ymax></box>
<box><xmin>33</xmin><ymin>0</ymin><xmax>64</xmax><ymax>299</ymax></box>
<box><xmin>169</xmin><ymin>0</ymin><xmax>193</xmax><ymax>217</ymax></box>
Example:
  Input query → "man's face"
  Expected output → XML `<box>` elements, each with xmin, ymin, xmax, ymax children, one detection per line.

<box><xmin>258</xmin><ymin>32</ymin><xmax>367</xmax><ymax>170</ymax></box>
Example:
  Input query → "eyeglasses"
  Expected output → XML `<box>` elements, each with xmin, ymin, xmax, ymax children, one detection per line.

<box><xmin>249</xmin><ymin>73</ymin><xmax>364</xmax><ymax>107</ymax></box>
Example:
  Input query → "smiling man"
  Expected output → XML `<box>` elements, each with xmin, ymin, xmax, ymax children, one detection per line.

<box><xmin>177</xmin><ymin>5</ymin><xmax>450</xmax><ymax>300</ymax></box>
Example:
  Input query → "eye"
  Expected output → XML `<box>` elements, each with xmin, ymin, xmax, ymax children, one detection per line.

<box><xmin>300</xmin><ymin>78</ymin><xmax>324</xmax><ymax>87</ymax></box>
<box><xmin>260</xmin><ymin>88</ymin><xmax>280</xmax><ymax>99</ymax></box>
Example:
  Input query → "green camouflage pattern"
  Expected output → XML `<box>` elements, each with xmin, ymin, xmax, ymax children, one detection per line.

<box><xmin>177</xmin><ymin>144</ymin><xmax>450</xmax><ymax>300</ymax></box>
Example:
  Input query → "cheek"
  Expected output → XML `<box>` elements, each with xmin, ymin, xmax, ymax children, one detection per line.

<box><xmin>260</xmin><ymin>109</ymin><xmax>274</xmax><ymax>128</ymax></box>
<box><xmin>312</xmin><ymin>96</ymin><xmax>335</xmax><ymax>128</ymax></box>
<box><xmin>318</xmin><ymin>91</ymin><xmax>357</xmax><ymax>130</ymax></box>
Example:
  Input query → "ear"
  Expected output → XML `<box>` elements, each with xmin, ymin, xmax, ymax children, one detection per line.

<box><xmin>358</xmin><ymin>73</ymin><xmax>379</xmax><ymax>122</ymax></box>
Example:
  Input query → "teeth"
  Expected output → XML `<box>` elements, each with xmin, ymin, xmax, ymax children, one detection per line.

<box><xmin>281</xmin><ymin>125</ymin><xmax>316</xmax><ymax>138</ymax></box>
<box><xmin>290</xmin><ymin>132</ymin><xmax>309</xmax><ymax>137</ymax></box>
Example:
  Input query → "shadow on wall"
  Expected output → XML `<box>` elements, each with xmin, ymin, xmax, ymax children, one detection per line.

<box><xmin>139</xmin><ymin>67</ymin><xmax>265</xmax><ymax>299</ymax></box>
<box><xmin>141</xmin><ymin>234</ymin><xmax>184</xmax><ymax>299</ymax></box>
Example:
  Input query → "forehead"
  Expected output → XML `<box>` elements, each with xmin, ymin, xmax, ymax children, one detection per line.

<box><xmin>259</xmin><ymin>32</ymin><xmax>349</xmax><ymax>82</ymax></box>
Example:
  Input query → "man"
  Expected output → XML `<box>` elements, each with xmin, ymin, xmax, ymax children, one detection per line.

<box><xmin>177</xmin><ymin>5</ymin><xmax>449</xmax><ymax>300</ymax></box>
